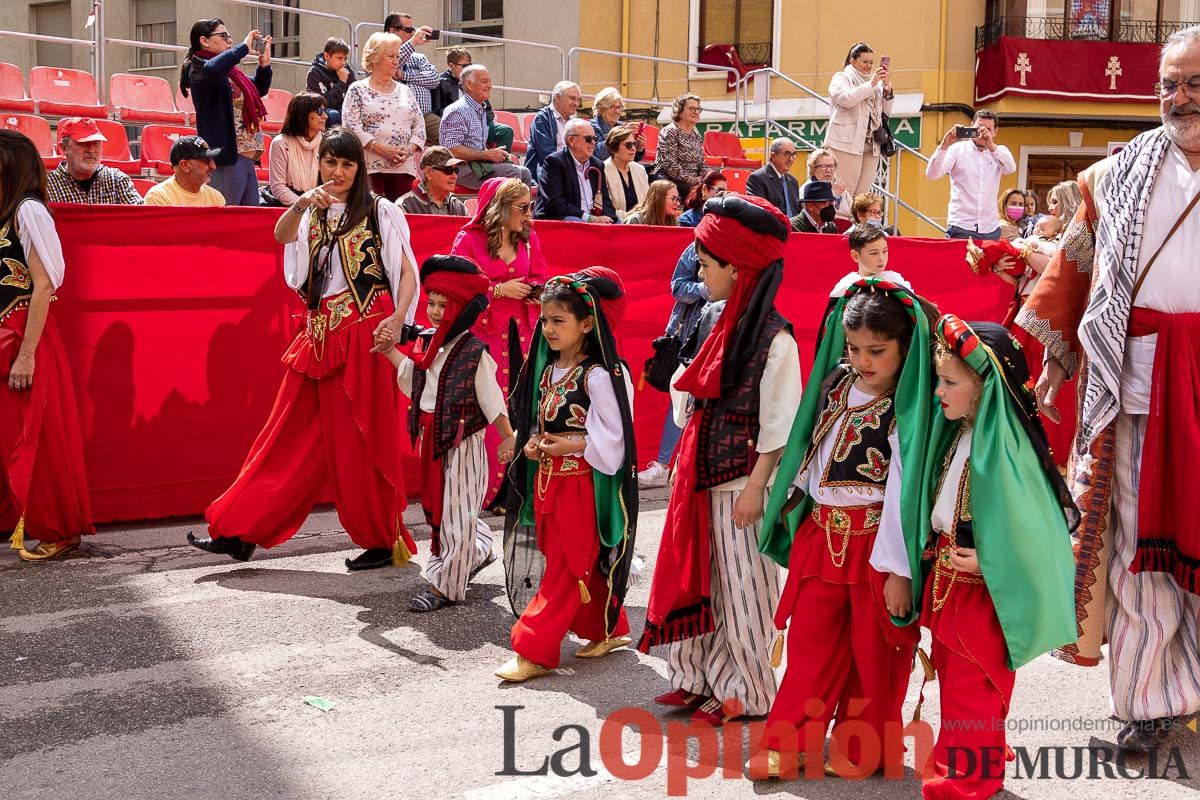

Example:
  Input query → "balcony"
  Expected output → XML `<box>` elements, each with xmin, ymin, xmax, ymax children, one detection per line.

<box><xmin>976</xmin><ymin>16</ymin><xmax>1197</xmax><ymax>50</ymax></box>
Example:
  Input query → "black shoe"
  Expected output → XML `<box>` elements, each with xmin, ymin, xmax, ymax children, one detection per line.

<box><xmin>1116</xmin><ymin>717</ymin><xmax>1173</xmax><ymax>753</ymax></box>
<box><xmin>468</xmin><ymin>552</ymin><xmax>498</xmax><ymax>584</ymax></box>
<box><xmin>187</xmin><ymin>532</ymin><xmax>256</xmax><ymax>562</ymax></box>
<box><xmin>345</xmin><ymin>548</ymin><xmax>393</xmax><ymax>571</ymax></box>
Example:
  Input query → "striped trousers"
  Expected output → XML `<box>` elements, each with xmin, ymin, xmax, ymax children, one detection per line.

<box><xmin>668</xmin><ymin>490</ymin><xmax>780</xmax><ymax>716</ymax></box>
<box><xmin>1107</xmin><ymin>412</ymin><xmax>1200</xmax><ymax>721</ymax></box>
<box><xmin>425</xmin><ymin>432</ymin><xmax>494</xmax><ymax>602</ymax></box>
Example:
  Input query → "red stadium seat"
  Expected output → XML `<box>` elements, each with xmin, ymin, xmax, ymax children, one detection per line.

<box><xmin>520</xmin><ymin>112</ymin><xmax>534</xmax><ymax>142</ymax></box>
<box><xmin>175</xmin><ymin>86</ymin><xmax>195</xmax><ymax>125</ymax></box>
<box><xmin>0</xmin><ymin>113</ymin><xmax>61</xmax><ymax>169</ymax></box>
<box><xmin>132</xmin><ymin>179</ymin><xmax>157</xmax><ymax>197</ymax></box>
<box><xmin>30</xmin><ymin>66</ymin><xmax>107</xmax><ymax>117</ymax></box>
<box><xmin>640</xmin><ymin>123</ymin><xmax>659</xmax><ymax>163</ymax></box>
<box><xmin>703</xmin><ymin>130</ymin><xmax>761</xmax><ymax>169</ymax></box>
<box><xmin>110</xmin><ymin>73</ymin><xmax>187</xmax><ymax>124</ymax></box>
<box><xmin>0</xmin><ymin>62</ymin><xmax>35</xmax><ymax>113</ymax></box>
<box><xmin>140</xmin><ymin>124</ymin><xmax>196</xmax><ymax>176</ymax></box>
<box><xmin>255</xmin><ymin>135</ymin><xmax>273</xmax><ymax>183</ymax></box>
<box><xmin>493</xmin><ymin>110</ymin><xmax>527</xmax><ymax>155</ymax></box>
<box><xmin>721</xmin><ymin>167</ymin><xmax>751</xmax><ymax>194</ymax></box>
<box><xmin>261</xmin><ymin>88</ymin><xmax>291</xmax><ymax>134</ymax></box>
<box><xmin>90</xmin><ymin>119</ymin><xmax>142</xmax><ymax>175</ymax></box>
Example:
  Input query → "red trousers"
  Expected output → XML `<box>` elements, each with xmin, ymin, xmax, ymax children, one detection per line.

<box><xmin>206</xmin><ymin>293</ymin><xmax>415</xmax><ymax>555</ymax></box>
<box><xmin>764</xmin><ymin>505</ymin><xmax>916</xmax><ymax>773</ymax></box>
<box><xmin>0</xmin><ymin>310</ymin><xmax>93</xmax><ymax>543</ymax></box>
<box><xmin>921</xmin><ymin>538</ymin><xmax>1015</xmax><ymax>800</ymax></box>
<box><xmin>511</xmin><ymin>459</ymin><xmax>629</xmax><ymax>669</ymax></box>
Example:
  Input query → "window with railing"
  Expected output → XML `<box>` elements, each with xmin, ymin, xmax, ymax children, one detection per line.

<box><xmin>444</xmin><ymin>0</ymin><xmax>504</xmax><ymax>39</ymax></box>
<box><xmin>135</xmin><ymin>0</ymin><xmax>176</xmax><ymax>69</ymax></box>
<box><xmin>698</xmin><ymin>0</ymin><xmax>775</xmax><ymax>66</ymax></box>
<box><xmin>979</xmin><ymin>0</ymin><xmax>1200</xmax><ymax>48</ymax></box>
<box><xmin>253</xmin><ymin>0</ymin><xmax>301</xmax><ymax>60</ymax></box>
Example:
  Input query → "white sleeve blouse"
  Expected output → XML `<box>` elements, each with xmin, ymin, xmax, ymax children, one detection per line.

<box><xmin>16</xmin><ymin>201</ymin><xmax>65</xmax><ymax>289</ymax></box>
<box><xmin>582</xmin><ymin>366</ymin><xmax>634</xmax><ymax>476</ymax></box>
<box><xmin>282</xmin><ymin>199</ymin><xmax>420</xmax><ymax>323</ymax></box>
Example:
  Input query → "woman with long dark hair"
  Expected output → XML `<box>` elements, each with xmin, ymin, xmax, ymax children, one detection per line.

<box><xmin>268</xmin><ymin>91</ymin><xmax>327</xmax><ymax>206</ymax></box>
<box><xmin>180</xmin><ymin>18</ymin><xmax>273</xmax><ymax>206</ymax></box>
<box><xmin>823</xmin><ymin>42</ymin><xmax>893</xmax><ymax>199</ymax></box>
<box><xmin>0</xmin><ymin>131</ymin><xmax>94</xmax><ymax>561</ymax></box>
<box><xmin>188</xmin><ymin>129</ymin><xmax>421</xmax><ymax>571</ymax></box>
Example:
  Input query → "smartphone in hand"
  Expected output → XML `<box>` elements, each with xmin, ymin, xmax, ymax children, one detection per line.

<box><xmin>249</xmin><ymin>34</ymin><xmax>264</xmax><ymax>55</ymax></box>
<box><xmin>954</xmin><ymin>125</ymin><xmax>979</xmax><ymax>139</ymax></box>
<box><xmin>880</xmin><ymin>55</ymin><xmax>891</xmax><ymax>70</ymax></box>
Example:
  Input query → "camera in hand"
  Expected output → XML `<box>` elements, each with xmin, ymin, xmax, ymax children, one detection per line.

<box><xmin>428</xmin><ymin>29</ymin><xmax>441</xmax><ymax>41</ymax></box>
<box><xmin>398</xmin><ymin>323</ymin><xmax>422</xmax><ymax>346</ymax></box>
<box><xmin>954</xmin><ymin>125</ymin><xmax>980</xmax><ymax>139</ymax></box>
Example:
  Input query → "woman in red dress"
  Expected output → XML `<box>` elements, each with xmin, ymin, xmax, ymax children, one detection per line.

<box><xmin>0</xmin><ymin>130</ymin><xmax>94</xmax><ymax>561</ymax></box>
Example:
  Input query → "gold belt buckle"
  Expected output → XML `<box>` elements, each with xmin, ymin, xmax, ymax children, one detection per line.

<box><xmin>307</xmin><ymin>310</ymin><xmax>328</xmax><ymax>343</ymax></box>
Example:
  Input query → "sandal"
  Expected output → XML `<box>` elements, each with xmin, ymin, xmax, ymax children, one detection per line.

<box><xmin>408</xmin><ymin>589</ymin><xmax>455</xmax><ymax>613</ymax></box>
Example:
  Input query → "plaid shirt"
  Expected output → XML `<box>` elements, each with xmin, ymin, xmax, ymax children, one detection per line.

<box><xmin>439</xmin><ymin>93</ymin><xmax>488</xmax><ymax>152</ymax></box>
<box><xmin>46</xmin><ymin>163</ymin><xmax>143</xmax><ymax>205</ymax></box>
<box><xmin>396</xmin><ymin>40</ymin><xmax>441</xmax><ymax>114</ymax></box>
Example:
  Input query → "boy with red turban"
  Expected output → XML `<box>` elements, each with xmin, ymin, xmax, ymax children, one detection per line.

<box><xmin>639</xmin><ymin>194</ymin><xmax>802</xmax><ymax>725</ymax></box>
<box><xmin>388</xmin><ymin>255</ymin><xmax>517</xmax><ymax>612</ymax></box>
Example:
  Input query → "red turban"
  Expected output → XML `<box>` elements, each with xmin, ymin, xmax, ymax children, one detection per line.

<box><xmin>676</xmin><ymin>193</ymin><xmax>790</xmax><ymax>399</ymax></box>
<box><xmin>574</xmin><ymin>265</ymin><xmax>627</xmax><ymax>329</ymax></box>
<box><xmin>415</xmin><ymin>255</ymin><xmax>491</xmax><ymax>371</ymax></box>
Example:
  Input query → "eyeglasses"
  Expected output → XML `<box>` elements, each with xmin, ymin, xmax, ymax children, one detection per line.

<box><xmin>452</xmin><ymin>61</ymin><xmax>472</xmax><ymax>68</ymax></box>
<box><xmin>668</xmin><ymin>196</ymin><xmax>682</xmax><ymax>205</ymax></box>
<box><xmin>712</xmin><ymin>187</ymin><xmax>728</xmax><ymax>195</ymax></box>
<box><xmin>779</xmin><ymin>151</ymin><xmax>798</xmax><ymax>159</ymax></box>
<box><xmin>210</xmin><ymin>32</ymin><xmax>232</xmax><ymax>41</ymax></box>
<box><xmin>1154</xmin><ymin>75</ymin><xmax>1200</xmax><ymax>98</ymax></box>
<box><xmin>429</xmin><ymin>165</ymin><xmax>458</xmax><ymax>175</ymax></box>
<box><xmin>812</xmin><ymin>162</ymin><xmax>836</xmax><ymax>170</ymax></box>
<box><xmin>619</xmin><ymin>141</ymin><xmax>637</xmax><ymax>150</ymax></box>
<box><xmin>685</xmin><ymin>105</ymin><xmax>702</xmax><ymax>113</ymax></box>
<box><xmin>571</xmin><ymin>135</ymin><xmax>597</xmax><ymax>144</ymax></box>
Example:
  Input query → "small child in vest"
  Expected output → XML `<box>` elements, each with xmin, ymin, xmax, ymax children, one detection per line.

<box><xmin>906</xmin><ymin>316</ymin><xmax>1076</xmax><ymax>799</ymax></box>
<box><xmin>496</xmin><ymin>267</ymin><xmax>639</xmax><ymax>683</ymax></box>
<box><xmin>639</xmin><ymin>194</ymin><xmax>802</xmax><ymax>727</ymax></box>
<box><xmin>386</xmin><ymin>255</ymin><xmax>517</xmax><ymax>613</ymax></box>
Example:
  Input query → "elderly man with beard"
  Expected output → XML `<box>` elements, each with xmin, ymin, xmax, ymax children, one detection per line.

<box><xmin>1017</xmin><ymin>25</ymin><xmax>1200</xmax><ymax>754</ymax></box>
<box><xmin>46</xmin><ymin>118</ymin><xmax>142</xmax><ymax>205</ymax></box>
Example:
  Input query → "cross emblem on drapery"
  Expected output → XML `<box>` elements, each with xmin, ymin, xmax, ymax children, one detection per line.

<box><xmin>1015</xmin><ymin>52</ymin><xmax>1032</xmax><ymax>87</ymax></box>
<box><xmin>1105</xmin><ymin>56</ymin><xmax>1123</xmax><ymax>90</ymax></box>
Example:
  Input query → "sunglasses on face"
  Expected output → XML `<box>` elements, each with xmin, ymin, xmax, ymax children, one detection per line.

<box><xmin>316</xmin><ymin>107</ymin><xmax>329</xmax><ymax>116</ymax></box>
<box><xmin>429</xmin><ymin>165</ymin><xmax>458</xmax><ymax>175</ymax></box>
<box><xmin>513</xmin><ymin>202</ymin><xmax>532</xmax><ymax>213</ymax></box>
<box><xmin>398</xmin><ymin>26</ymin><xmax>416</xmax><ymax>33</ymax></box>
<box><xmin>572</xmin><ymin>135</ymin><xmax>597</xmax><ymax>144</ymax></box>
<box><xmin>619</xmin><ymin>141</ymin><xmax>637</xmax><ymax>150</ymax></box>
<box><xmin>453</xmin><ymin>61</ymin><xmax>472</xmax><ymax>68</ymax></box>
<box><xmin>210</xmin><ymin>32</ymin><xmax>232</xmax><ymax>41</ymax></box>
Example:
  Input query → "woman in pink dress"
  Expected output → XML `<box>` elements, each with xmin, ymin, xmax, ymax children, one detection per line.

<box><xmin>450</xmin><ymin>176</ymin><xmax>547</xmax><ymax>507</ymax></box>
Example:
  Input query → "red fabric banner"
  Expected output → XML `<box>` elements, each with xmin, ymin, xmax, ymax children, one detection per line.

<box><xmin>48</xmin><ymin>205</ymin><xmax>1008</xmax><ymax>524</ymax></box>
<box><xmin>975</xmin><ymin>36</ymin><xmax>1159</xmax><ymax>104</ymax></box>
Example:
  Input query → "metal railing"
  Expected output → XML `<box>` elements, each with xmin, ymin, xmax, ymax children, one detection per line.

<box><xmin>104</xmin><ymin>37</ymin><xmax>310</xmax><ymax>73</ymax></box>
<box><xmin>218</xmin><ymin>0</ymin><xmax>357</xmax><ymax>59</ymax></box>
<box><xmin>0</xmin><ymin>29</ymin><xmax>100</xmax><ymax>100</ymax></box>
<box><xmin>976</xmin><ymin>15</ymin><xmax>1196</xmax><ymax>50</ymax></box>
<box><xmin>566</xmin><ymin>46</ymin><xmax>742</xmax><ymax>128</ymax></box>
<box><xmin>353</xmin><ymin>22</ymin><xmax>568</xmax><ymax>84</ymax></box>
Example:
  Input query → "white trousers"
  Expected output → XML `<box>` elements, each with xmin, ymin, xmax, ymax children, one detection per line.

<box><xmin>425</xmin><ymin>431</ymin><xmax>494</xmax><ymax>602</ymax></box>
<box><xmin>1106</xmin><ymin>412</ymin><xmax>1200</xmax><ymax>720</ymax></box>
<box><xmin>667</xmin><ymin>490</ymin><xmax>780</xmax><ymax>716</ymax></box>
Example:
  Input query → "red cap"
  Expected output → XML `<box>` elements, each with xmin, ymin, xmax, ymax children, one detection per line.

<box><xmin>57</xmin><ymin>117</ymin><xmax>107</xmax><ymax>145</ymax></box>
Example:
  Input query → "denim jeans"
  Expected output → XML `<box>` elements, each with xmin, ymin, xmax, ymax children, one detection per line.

<box><xmin>210</xmin><ymin>155</ymin><xmax>260</xmax><ymax>206</ymax></box>
<box><xmin>945</xmin><ymin>224</ymin><xmax>1001</xmax><ymax>241</ymax></box>
<box><xmin>656</xmin><ymin>411</ymin><xmax>682</xmax><ymax>465</ymax></box>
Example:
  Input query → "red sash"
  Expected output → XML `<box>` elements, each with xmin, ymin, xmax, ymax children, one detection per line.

<box><xmin>1128</xmin><ymin>308</ymin><xmax>1200</xmax><ymax>595</ymax></box>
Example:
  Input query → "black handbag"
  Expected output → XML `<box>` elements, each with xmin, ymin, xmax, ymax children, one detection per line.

<box><xmin>873</xmin><ymin>113</ymin><xmax>898</xmax><ymax>158</ymax></box>
<box><xmin>643</xmin><ymin>333</ymin><xmax>682</xmax><ymax>393</ymax></box>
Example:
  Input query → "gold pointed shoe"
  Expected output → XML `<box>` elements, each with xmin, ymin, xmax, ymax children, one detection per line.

<box><xmin>575</xmin><ymin>636</ymin><xmax>632</xmax><ymax>659</ymax></box>
<box><xmin>495</xmin><ymin>655</ymin><xmax>550</xmax><ymax>683</ymax></box>
<box><xmin>18</xmin><ymin>539</ymin><xmax>80</xmax><ymax>562</ymax></box>
<box><xmin>746</xmin><ymin>749</ymin><xmax>783</xmax><ymax>780</ymax></box>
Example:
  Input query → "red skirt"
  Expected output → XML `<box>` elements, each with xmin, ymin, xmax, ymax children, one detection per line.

<box><xmin>0</xmin><ymin>307</ymin><xmax>94</xmax><ymax>543</ymax></box>
<box><xmin>1008</xmin><ymin>299</ymin><xmax>1075</xmax><ymax>467</ymax></box>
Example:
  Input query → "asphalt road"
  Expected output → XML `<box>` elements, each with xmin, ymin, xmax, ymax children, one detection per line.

<box><xmin>2</xmin><ymin>490</ymin><xmax>1198</xmax><ymax>800</ymax></box>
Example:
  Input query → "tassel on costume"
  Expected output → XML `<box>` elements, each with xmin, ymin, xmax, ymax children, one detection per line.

<box><xmin>392</xmin><ymin>534</ymin><xmax>412</xmax><ymax>567</ymax></box>
<box><xmin>578</xmin><ymin>579</ymin><xmax>592</xmax><ymax>604</ymax></box>
<box><xmin>769</xmin><ymin>632</ymin><xmax>785</xmax><ymax>669</ymax></box>
<box><xmin>9</xmin><ymin>516</ymin><xmax>25</xmax><ymax>551</ymax></box>
<box><xmin>912</xmin><ymin>647</ymin><xmax>936</xmax><ymax>723</ymax></box>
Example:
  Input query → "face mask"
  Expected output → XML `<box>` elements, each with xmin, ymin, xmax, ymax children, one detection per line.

<box><xmin>819</xmin><ymin>205</ymin><xmax>838</xmax><ymax>223</ymax></box>
<box><xmin>865</xmin><ymin>218</ymin><xmax>883</xmax><ymax>228</ymax></box>
<box><xmin>1006</xmin><ymin>206</ymin><xmax>1025</xmax><ymax>222</ymax></box>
